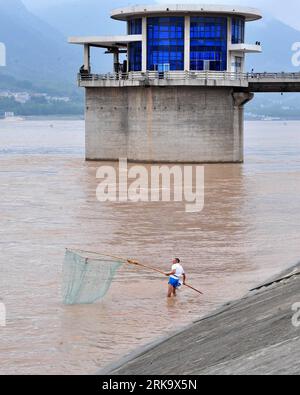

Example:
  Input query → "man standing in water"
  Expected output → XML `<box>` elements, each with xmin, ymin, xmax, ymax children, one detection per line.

<box><xmin>165</xmin><ymin>258</ymin><xmax>186</xmax><ymax>298</ymax></box>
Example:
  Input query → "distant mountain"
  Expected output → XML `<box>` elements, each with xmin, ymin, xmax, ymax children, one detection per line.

<box><xmin>0</xmin><ymin>0</ymin><xmax>81</xmax><ymax>90</ymax></box>
<box><xmin>1</xmin><ymin>0</ymin><xmax>300</xmax><ymax>117</ymax></box>
<box><xmin>30</xmin><ymin>0</ymin><xmax>132</xmax><ymax>37</ymax></box>
<box><xmin>246</xmin><ymin>17</ymin><xmax>300</xmax><ymax>72</ymax></box>
<box><xmin>1</xmin><ymin>0</ymin><xmax>300</xmax><ymax>79</ymax></box>
<box><xmin>25</xmin><ymin>1</ymin><xmax>300</xmax><ymax>74</ymax></box>
<box><xmin>25</xmin><ymin>0</ymin><xmax>156</xmax><ymax>74</ymax></box>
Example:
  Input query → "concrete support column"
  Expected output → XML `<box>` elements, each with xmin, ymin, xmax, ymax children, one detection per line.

<box><xmin>113</xmin><ymin>52</ymin><xmax>119</xmax><ymax>65</ymax></box>
<box><xmin>232</xmin><ymin>91</ymin><xmax>254</xmax><ymax>107</ymax></box>
<box><xmin>184</xmin><ymin>16</ymin><xmax>190</xmax><ymax>71</ymax></box>
<box><xmin>86</xmin><ymin>87</ymin><xmax>252</xmax><ymax>163</ymax></box>
<box><xmin>232</xmin><ymin>91</ymin><xmax>254</xmax><ymax>162</ymax></box>
<box><xmin>142</xmin><ymin>17</ymin><xmax>147</xmax><ymax>72</ymax></box>
<box><xmin>113</xmin><ymin>51</ymin><xmax>120</xmax><ymax>73</ymax></box>
<box><xmin>84</xmin><ymin>44</ymin><xmax>91</xmax><ymax>72</ymax></box>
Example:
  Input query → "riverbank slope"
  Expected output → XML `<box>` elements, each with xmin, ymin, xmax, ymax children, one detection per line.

<box><xmin>100</xmin><ymin>264</ymin><xmax>300</xmax><ymax>375</ymax></box>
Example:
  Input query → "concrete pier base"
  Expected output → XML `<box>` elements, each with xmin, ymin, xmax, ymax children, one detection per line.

<box><xmin>85</xmin><ymin>87</ymin><xmax>253</xmax><ymax>163</ymax></box>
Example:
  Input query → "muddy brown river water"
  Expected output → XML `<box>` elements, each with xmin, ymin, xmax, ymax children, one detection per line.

<box><xmin>0</xmin><ymin>119</ymin><xmax>300</xmax><ymax>374</ymax></box>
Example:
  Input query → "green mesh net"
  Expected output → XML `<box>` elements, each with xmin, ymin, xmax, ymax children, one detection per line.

<box><xmin>63</xmin><ymin>249</ymin><xmax>123</xmax><ymax>305</ymax></box>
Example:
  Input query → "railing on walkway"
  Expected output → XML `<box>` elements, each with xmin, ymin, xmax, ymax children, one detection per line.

<box><xmin>78</xmin><ymin>71</ymin><xmax>300</xmax><ymax>83</ymax></box>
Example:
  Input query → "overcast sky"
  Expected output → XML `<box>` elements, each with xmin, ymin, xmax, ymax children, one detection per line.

<box><xmin>23</xmin><ymin>0</ymin><xmax>300</xmax><ymax>30</ymax></box>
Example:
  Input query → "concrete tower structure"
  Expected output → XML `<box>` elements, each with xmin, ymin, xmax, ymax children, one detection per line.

<box><xmin>69</xmin><ymin>4</ymin><xmax>262</xmax><ymax>163</ymax></box>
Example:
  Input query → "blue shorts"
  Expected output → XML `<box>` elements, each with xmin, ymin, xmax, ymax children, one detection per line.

<box><xmin>168</xmin><ymin>277</ymin><xmax>180</xmax><ymax>288</ymax></box>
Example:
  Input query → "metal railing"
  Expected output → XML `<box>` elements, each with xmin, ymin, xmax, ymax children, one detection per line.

<box><xmin>78</xmin><ymin>71</ymin><xmax>300</xmax><ymax>83</ymax></box>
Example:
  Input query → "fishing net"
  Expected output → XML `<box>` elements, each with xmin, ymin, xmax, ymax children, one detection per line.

<box><xmin>63</xmin><ymin>249</ymin><xmax>124</xmax><ymax>305</ymax></box>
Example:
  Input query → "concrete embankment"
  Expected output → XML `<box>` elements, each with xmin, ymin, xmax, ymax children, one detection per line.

<box><xmin>99</xmin><ymin>264</ymin><xmax>300</xmax><ymax>375</ymax></box>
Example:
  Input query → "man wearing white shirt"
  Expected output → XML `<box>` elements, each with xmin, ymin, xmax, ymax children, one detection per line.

<box><xmin>165</xmin><ymin>258</ymin><xmax>186</xmax><ymax>298</ymax></box>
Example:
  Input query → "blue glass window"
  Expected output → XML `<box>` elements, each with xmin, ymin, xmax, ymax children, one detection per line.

<box><xmin>128</xmin><ymin>19</ymin><xmax>142</xmax><ymax>35</ymax></box>
<box><xmin>232</xmin><ymin>17</ymin><xmax>245</xmax><ymax>44</ymax></box>
<box><xmin>128</xmin><ymin>18</ymin><xmax>142</xmax><ymax>71</ymax></box>
<box><xmin>147</xmin><ymin>17</ymin><xmax>184</xmax><ymax>71</ymax></box>
<box><xmin>129</xmin><ymin>42</ymin><xmax>142</xmax><ymax>71</ymax></box>
<box><xmin>190</xmin><ymin>17</ymin><xmax>228</xmax><ymax>71</ymax></box>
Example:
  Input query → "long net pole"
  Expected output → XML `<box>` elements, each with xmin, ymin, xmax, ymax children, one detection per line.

<box><xmin>69</xmin><ymin>249</ymin><xmax>203</xmax><ymax>295</ymax></box>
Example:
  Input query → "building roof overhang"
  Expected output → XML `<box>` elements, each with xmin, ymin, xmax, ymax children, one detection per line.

<box><xmin>111</xmin><ymin>4</ymin><xmax>262</xmax><ymax>22</ymax></box>
<box><xmin>68</xmin><ymin>35</ymin><xmax>142</xmax><ymax>49</ymax></box>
